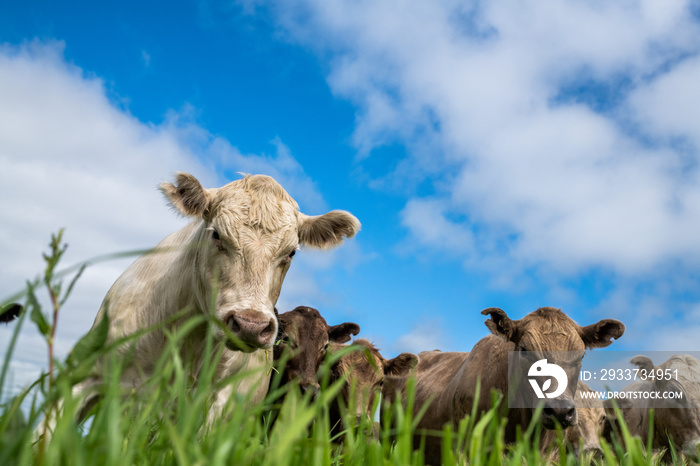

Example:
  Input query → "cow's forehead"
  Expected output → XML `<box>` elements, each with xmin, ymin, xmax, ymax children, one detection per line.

<box><xmin>519</xmin><ymin>309</ymin><xmax>585</xmax><ymax>351</ymax></box>
<box><xmin>210</xmin><ymin>175</ymin><xmax>300</xmax><ymax>240</ymax></box>
<box><xmin>351</xmin><ymin>341</ymin><xmax>384</xmax><ymax>377</ymax></box>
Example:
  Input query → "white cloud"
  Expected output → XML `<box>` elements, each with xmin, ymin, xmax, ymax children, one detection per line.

<box><xmin>0</xmin><ymin>40</ymin><xmax>348</xmax><ymax>397</ymax></box>
<box><xmin>400</xmin><ymin>198</ymin><xmax>474</xmax><ymax>256</ymax></box>
<box><xmin>254</xmin><ymin>0</ymin><xmax>700</xmax><ymax>354</ymax></box>
<box><xmin>266</xmin><ymin>0</ymin><xmax>700</xmax><ymax>278</ymax></box>
<box><xmin>141</xmin><ymin>49</ymin><xmax>151</xmax><ymax>67</ymax></box>
<box><xmin>627</xmin><ymin>54</ymin><xmax>700</xmax><ymax>143</ymax></box>
<box><xmin>391</xmin><ymin>318</ymin><xmax>451</xmax><ymax>355</ymax></box>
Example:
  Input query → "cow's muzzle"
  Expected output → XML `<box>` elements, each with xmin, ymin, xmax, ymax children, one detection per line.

<box><xmin>225</xmin><ymin>310</ymin><xmax>277</xmax><ymax>351</ymax></box>
<box><xmin>542</xmin><ymin>399</ymin><xmax>577</xmax><ymax>429</ymax></box>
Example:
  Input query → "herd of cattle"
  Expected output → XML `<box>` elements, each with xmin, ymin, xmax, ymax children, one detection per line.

<box><xmin>9</xmin><ymin>173</ymin><xmax>699</xmax><ymax>463</ymax></box>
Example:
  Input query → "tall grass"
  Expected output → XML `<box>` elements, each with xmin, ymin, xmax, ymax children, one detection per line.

<box><xmin>0</xmin><ymin>232</ymin><xmax>688</xmax><ymax>465</ymax></box>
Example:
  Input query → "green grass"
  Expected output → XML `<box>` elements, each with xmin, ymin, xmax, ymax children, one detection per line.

<box><xmin>0</xmin><ymin>232</ymin><xmax>690</xmax><ymax>465</ymax></box>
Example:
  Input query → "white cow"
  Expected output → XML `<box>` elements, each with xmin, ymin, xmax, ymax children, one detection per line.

<box><xmin>39</xmin><ymin>172</ymin><xmax>360</xmax><ymax>435</ymax></box>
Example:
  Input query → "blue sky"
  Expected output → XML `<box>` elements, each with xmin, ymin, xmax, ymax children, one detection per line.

<box><xmin>2</xmin><ymin>1</ymin><xmax>700</xmax><ymax>394</ymax></box>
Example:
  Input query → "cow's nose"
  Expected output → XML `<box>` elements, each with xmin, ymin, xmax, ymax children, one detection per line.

<box><xmin>542</xmin><ymin>400</ymin><xmax>577</xmax><ymax>429</ymax></box>
<box><xmin>227</xmin><ymin>310</ymin><xmax>277</xmax><ymax>349</ymax></box>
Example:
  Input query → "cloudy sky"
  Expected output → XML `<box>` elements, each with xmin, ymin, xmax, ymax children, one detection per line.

<box><xmin>2</xmin><ymin>0</ymin><xmax>700</xmax><ymax>397</ymax></box>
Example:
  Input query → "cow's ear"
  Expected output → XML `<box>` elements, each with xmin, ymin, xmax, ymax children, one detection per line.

<box><xmin>630</xmin><ymin>355</ymin><xmax>655</xmax><ymax>374</ymax></box>
<box><xmin>579</xmin><ymin>319</ymin><xmax>625</xmax><ymax>349</ymax></box>
<box><xmin>160</xmin><ymin>172</ymin><xmax>211</xmax><ymax>219</ymax></box>
<box><xmin>482</xmin><ymin>307</ymin><xmax>519</xmax><ymax>341</ymax></box>
<box><xmin>384</xmin><ymin>353</ymin><xmax>418</xmax><ymax>377</ymax></box>
<box><xmin>298</xmin><ymin>211</ymin><xmax>361</xmax><ymax>249</ymax></box>
<box><xmin>328</xmin><ymin>322</ymin><xmax>360</xmax><ymax>343</ymax></box>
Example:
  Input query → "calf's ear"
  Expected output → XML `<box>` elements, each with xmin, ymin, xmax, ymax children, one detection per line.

<box><xmin>298</xmin><ymin>211</ymin><xmax>361</xmax><ymax>249</ymax></box>
<box><xmin>579</xmin><ymin>319</ymin><xmax>625</xmax><ymax>349</ymax></box>
<box><xmin>630</xmin><ymin>355</ymin><xmax>655</xmax><ymax>373</ymax></box>
<box><xmin>160</xmin><ymin>172</ymin><xmax>211</xmax><ymax>219</ymax></box>
<box><xmin>384</xmin><ymin>353</ymin><xmax>419</xmax><ymax>377</ymax></box>
<box><xmin>482</xmin><ymin>308</ymin><xmax>519</xmax><ymax>341</ymax></box>
<box><xmin>328</xmin><ymin>322</ymin><xmax>360</xmax><ymax>343</ymax></box>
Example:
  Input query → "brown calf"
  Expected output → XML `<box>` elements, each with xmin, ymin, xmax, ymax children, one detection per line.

<box><xmin>543</xmin><ymin>382</ymin><xmax>605</xmax><ymax>459</ymax></box>
<box><xmin>328</xmin><ymin>339</ymin><xmax>417</xmax><ymax>439</ymax></box>
<box><xmin>273</xmin><ymin>305</ymin><xmax>360</xmax><ymax>396</ymax></box>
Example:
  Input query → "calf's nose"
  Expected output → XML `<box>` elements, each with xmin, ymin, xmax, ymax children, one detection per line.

<box><xmin>584</xmin><ymin>445</ymin><xmax>604</xmax><ymax>458</ymax></box>
<box><xmin>227</xmin><ymin>310</ymin><xmax>277</xmax><ymax>350</ymax></box>
<box><xmin>299</xmin><ymin>382</ymin><xmax>321</xmax><ymax>399</ymax></box>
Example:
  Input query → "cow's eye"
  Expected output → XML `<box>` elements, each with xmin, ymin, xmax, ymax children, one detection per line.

<box><xmin>282</xmin><ymin>249</ymin><xmax>297</xmax><ymax>263</ymax></box>
<box><xmin>211</xmin><ymin>229</ymin><xmax>225</xmax><ymax>251</ymax></box>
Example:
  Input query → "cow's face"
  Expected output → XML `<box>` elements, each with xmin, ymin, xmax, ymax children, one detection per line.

<box><xmin>160</xmin><ymin>173</ymin><xmax>361</xmax><ymax>352</ymax></box>
<box><xmin>275</xmin><ymin>306</ymin><xmax>360</xmax><ymax>394</ymax></box>
<box><xmin>332</xmin><ymin>339</ymin><xmax>417</xmax><ymax>425</ymax></box>
<box><xmin>633</xmin><ymin>355</ymin><xmax>700</xmax><ymax>457</ymax></box>
<box><xmin>482</xmin><ymin>307</ymin><xmax>624</xmax><ymax>430</ymax></box>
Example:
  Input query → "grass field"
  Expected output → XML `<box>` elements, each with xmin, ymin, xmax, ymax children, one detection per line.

<box><xmin>0</xmin><ymin>233</ymin><xmax>689</xmax><ymax>465</ymax></box>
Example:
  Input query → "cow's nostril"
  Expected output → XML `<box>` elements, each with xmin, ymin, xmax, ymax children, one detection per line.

<box><xmin>543</xmin><ymin>408</ymin><xmax>554</xmax><ymax>417</ymax></box>
<box><xmin>260</xmin><ymin>318</ymin><xmax>275</xmax><ymax>340</ymax></box>
<box><xmin>227</xmin><ymin>315</ymin><xmax>240</xmax><ymax>333</ymax></box>
<box><xmin>225</xmin><ymin>311</ymin><xmax>277</xmax><ymax>349</ymax></box>
<box><xmin>565</xmin><ymin>407</ymin><xmax>576</xmax><ymax>422</ymax></box>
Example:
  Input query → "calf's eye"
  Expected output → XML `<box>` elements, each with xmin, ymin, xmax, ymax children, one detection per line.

<box><xmin>212</xmin><ymin>230</ymin><xmax>220</xmax><ymax>241</ymax></box>
<box><xmin>289</xmin><ymin>250</ymin><xmax>296</xmax><ymax>258</ymax></box>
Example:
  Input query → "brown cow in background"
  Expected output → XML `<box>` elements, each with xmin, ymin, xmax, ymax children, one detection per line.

<box><xmin>385</xmin><ymin>306</ymin><xmax>624</xmax><ymax>465</ymax></box>
<box><xmin>271</xmin><ymin>308</ymin><xmax>416</xmax><ymax>440</ymax></box>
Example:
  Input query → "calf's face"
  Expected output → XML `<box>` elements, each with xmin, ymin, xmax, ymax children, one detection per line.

<box><xmin>543</xmin><ymin>385</ymin><xmax>605</xmax><ymax>459</ymax></box>
<box><xmin>160</xmin><ymin>173</ymin><xmax>360</xmax><ymax>352</ymax></box>
<box><xmin>482</xmin><ymin>307</ymin><xmax>624</xmax><ymax>430</ymax></box>
<box><xmin>331</xmin><ymin>339</ymin><xmax>418</xmax><ymax>425</ymax></box>
<box><xmin>274</xmin><ymin>306</ymin><xmax>360</xmax><ymax>394</ymax></box>
<box><xmin>569</xmin><ymin>386</ymin><xmax>606</xmax><ymax>456</ymax></box>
